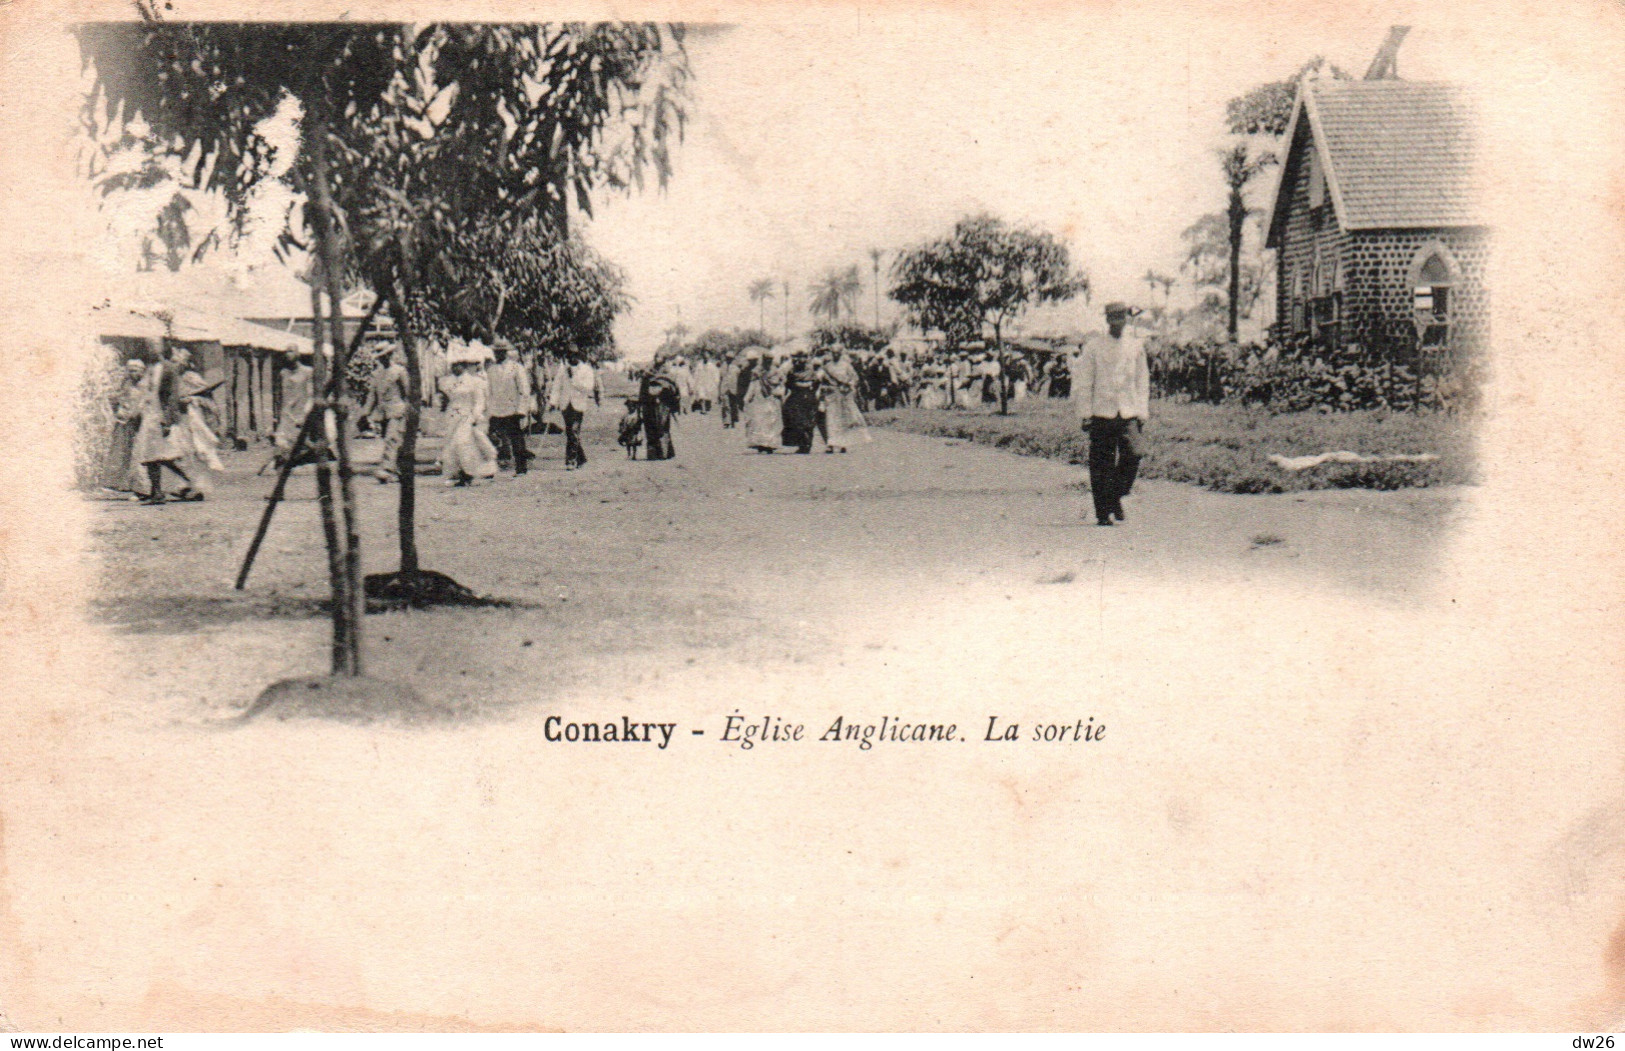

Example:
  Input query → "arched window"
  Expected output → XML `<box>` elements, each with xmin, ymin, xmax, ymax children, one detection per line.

<box><xmin>1409</xmin><ymin>244</ymin><xmax>1460</xmax><ymax>347</ymax></box>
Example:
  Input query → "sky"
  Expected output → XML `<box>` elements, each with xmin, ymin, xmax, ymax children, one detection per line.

<box><xmin>580</xmin><ymin>11</ymin><xmax>1492</xmax><ymax>358</ymax></box>
<box><xmin>79</xmin><ymin>9</ymin><xmax>1498</xmax><ymax>359</ymax></box>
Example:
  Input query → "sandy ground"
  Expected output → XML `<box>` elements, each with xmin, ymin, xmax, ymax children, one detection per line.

<box><xmin>2</xmin><ymin>406</ymin><xmax>1620</xmax><ymax>1030</ymax></box>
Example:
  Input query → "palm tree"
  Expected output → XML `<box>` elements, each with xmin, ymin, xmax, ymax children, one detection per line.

<box><xmin>1219</xmin><ymin>142</ymin><xmax>1277</xmax><ymax>340</ymax></box>
<box><xmin>808</xmin><ymin>272</ymin><xmax>840</xmax><ymax>325</ymax></box>
<box><xmin>809</xmin><ymin>265</ymin><xmax>862</xmax><ymax>325</ymax></box>
<box><xmin>1143</xmin><ymin>269</ymin><xmax>1176</xmax><ymax>329</ymax></box>
<box><xmin>748</xmin><ymin>277</ymin><xmax>776</xmax><ymax>332</ymax></box>
<box><xmin>838</xmin><ymin>264</ymin><xmax>861</xmax><ymax>320</ymax></box>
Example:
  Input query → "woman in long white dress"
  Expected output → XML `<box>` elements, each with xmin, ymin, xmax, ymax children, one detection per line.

<box><xmin>439</xmin><ymin>361</ymin><xmax>499</xmax><ymax>485</ymax></box>
<box><xmin>819</xmin><ymin>349</ymin><xmax>870</xmax><ymax>453</ymax></box>
<box><xmin>171</xmin><ymin>355</ymin><xmax>225</xmax><ymax>491</ymax></box>
<box><xmin>741</xmin><ymin>353</ymin><xmax>783</xmax><ymax>454</ymax></box>
<box><xmin>129</xmin><ymin>355</ymin><xmax>204</xmax><ymax>504</ymax></box>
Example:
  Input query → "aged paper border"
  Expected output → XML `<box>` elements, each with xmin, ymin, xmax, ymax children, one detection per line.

<box><xmin>0</xmin><ymin>0</ymin><xmax>1622</xmax><ymax>1032</ymax></box>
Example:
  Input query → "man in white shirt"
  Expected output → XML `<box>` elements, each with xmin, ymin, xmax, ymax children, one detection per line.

<box><xmin>1072</xmin><ymin>302</ymin><xmax>1150</xmax><ymax>526</ymax></box>
<box><xmin>485</xmin><ymin>341</ymin><xmax>533</xmax><ymax>474</ymax></box>
<box><xmin>550</xmin><ymin>348</ymin><xmax>601</xmax><ymax>469</ymax></box>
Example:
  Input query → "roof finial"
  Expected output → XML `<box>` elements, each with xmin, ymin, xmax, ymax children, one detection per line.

<box><xmin>1364</xmin><ymin>26</ymin><xmax>1410</xmax><ymax>80</ymax></box>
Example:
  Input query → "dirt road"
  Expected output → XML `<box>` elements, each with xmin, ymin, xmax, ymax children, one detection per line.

<box><xmin>4</xmin><ymin>408</ymin><xmax>1615</xmax><ymax>1030</ymax></box>
<box><xmin>88</xmin><ymin>404</ymin><xmax>1460</xmax><ymax>719</ymax></box>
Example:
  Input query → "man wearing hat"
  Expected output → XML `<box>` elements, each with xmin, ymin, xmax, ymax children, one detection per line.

<box><xmin>1072</xmin><ymin>301</ymin><xmax>1149</xmax><ymax>526</ymax></box>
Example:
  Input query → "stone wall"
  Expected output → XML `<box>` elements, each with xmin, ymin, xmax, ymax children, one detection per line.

<box><xmin>1342</xmin><ymin>227</ymin><xmax>1492</xmax><ymax>353</ymax></box>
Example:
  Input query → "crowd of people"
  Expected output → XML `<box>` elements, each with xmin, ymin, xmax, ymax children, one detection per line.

<box><xmin>623</xmin><ymin>346</ymin><xmax>871</xmax><ymax>458</ymax></box>
<box><xmin>363</xmin><ymin>340</ymin><xmax>608</xmax><ymax>486</ymax></box>
<box><xmin>101</xmin><ymin>305</ymin><xmax>1146</xmax><ymax>527</ymax></box>
<box><xmin>612</xmin><ymin>341</ymin><xmax>1078</xmax><ymax>461</ymax></box>
<box><xmin>636</xmin><ymin>343</ymin><xmax>1074</xmax><ymax>418</ymax></box>
<box><xmin>620</xmin><ymin>303</ymin><xmax>1149</xmax><ymax>526</ymax></box>
<box><xmin>101</xmin><ymin>344</ymin><xmax>225</xmax><ymax>505</ymax></box>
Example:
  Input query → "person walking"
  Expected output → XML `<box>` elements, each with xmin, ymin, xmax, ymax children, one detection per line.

<box><xmin>550</xmin><ymin>349</ymin><xmax>600</xmax><ymax>470</ymax></box>
<box><xmin>1073</xmin><ymin>302</ymin><xmax>1150</xmax><ymax>526</ymax></box>
<box><xmin>485</xmin><ymin>341</ymin><xmax>533</xmax><ymax>475</ymax></box>
<box><xmin>170</xmin><ymin>346</ymin><xmax>224</xmax><ymax>492</ymax></box>
<box><xmin>819</xmin><ymin>348</ymin><xmax>869</xmax><ymax>453</ymax></box>
<box><xmin>102</xmin><ymin>358</ymin><xmax>149</xmax><ymax>495</ymax></box>
<box><xmin>271</xmin><ymin>350</ymin><xmax>315</xmax><ymax>466</ymax></box>
<box><xmin>439</xmin><ymin>358</ymin><xmax>499</xmax><ymax>485</ymax></box>
<box><xmin>741</xmin><ymin>351</ymin><xmax>782</xmax><ymax>454</ymax></box>
<box><xmin>717</xmin><ymin>353</ymin><xmax>742</xmax><ymax>428</ymax></box>
<box><xmin>780</xmin><ymin>353</ymin><xmax>821</xmax><ymax>454</ymax></box>
<box><xmin>364</xmin><ymin>348</ymin><xmax>409</xmax><ymax>482</ymax></box>
<box><xmin>639</xmin><ymin>358</ymin><xmax>681</xmax><ymax>461</ymax></box>
<box><xmin>130</xmin><ymin>351</ymin><xmax>200</xmax><ymax>504</ymax></box>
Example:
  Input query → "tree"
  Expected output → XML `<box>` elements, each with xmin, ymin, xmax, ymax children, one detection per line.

<box><xmin>1217</xmin><ymin>143</ymin><xmax>1277</xmax><ymax>340</ymax></box>
<box><xmin>747</xmin><ymin>277</ymin><xmax>776</xmax><ymax>332</ymax></box>
<box><xmin>325</xmin><ymin>24</ymin><xmax>685</xmax><ymax>595</ymax></box>
<box><xmin>1142</xmin><ymin>269</ymin><xmax>1176</xmax><ymax>330</ymax></box>
<box><xmin>85</xmin><ymin>126</ymin><xmax>224</xmax><ymax>273</ymax></box>
<box><xmin>77</xmin><ymin>20</ymin><xmax>689</xmax><ymax>678</ymax></box>
<box><xmin>687</xmin><ymin>327</ymin><xmax>774</xmax><ymax>358</ymax></box>
<box><xmin>1143</xmin><ymin>269</ymin><xmax>1176</xmax><ymax>307</ymax></box>
<box><xmin>1181</xmin><ymin>211</ymin><xmax>1264</xmax><ymax>334</ymax></box>
<box><xmin>809</xmin><ymin>265</ymin><xmax>861</xmax><ymax>324</ymax></box>
<box><xmin>78</xmin><ymin>22</ymin><xmax>409</xmax><ymax>676</ymax></box>
<box><xmin>868</xmin><ymin>248</ymin><xmax>884</xmax><ymax>329</ymax></box>
<box><xmin>890</xmin><ymin>213</ymin><xmax>1086</xmax><ymax>351</ymax></box>
<box><xmin>1216</xmin><ymin>57</ymin><xmax>1352</xmax><ymax>340</ymax></box>
<box><xmin>810</xmin><ymin>322</ymin><xmax>891</xmax><ymax>354</ymax></box>
<box><xmin>428</xmin><ymin>214</ymin><xmax>629</xmax><ymax>362</ymax></box>
<box><xmin>1224</xmin><ymin>56</ymin><xmax>1351</xmax><ymax>138</ymax></box>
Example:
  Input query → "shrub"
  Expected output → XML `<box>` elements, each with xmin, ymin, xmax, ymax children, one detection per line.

<box><xmin>1145</xmin><ymin>331</ymin><xmax>1482</xmax><ymax>414</ymax></box>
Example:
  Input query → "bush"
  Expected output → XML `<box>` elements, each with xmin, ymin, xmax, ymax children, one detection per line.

<box><xmin>1146</xmin><ymin>332</ymin><xmax>1483</xmax><ymax>414</ymax></box>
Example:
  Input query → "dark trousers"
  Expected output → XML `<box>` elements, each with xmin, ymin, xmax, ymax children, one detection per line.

<box><xmin>561</xmin><ymin>406</ymin><xmax>586</xmax><ymax>467</ymax></box>
<box><xmin>1087</xmin><ymin>416</ymin><xmax>1144</xmax><ymax>521</ymax></box>
<box><xmin>489</xmin><ymin>414</ymin><xmax>530</xmax><ymax>473</ymax></box>
<box><xmin>642</xmin><ymin>403</ymin><xmax>674</xmax><ymax>460</ymax></box>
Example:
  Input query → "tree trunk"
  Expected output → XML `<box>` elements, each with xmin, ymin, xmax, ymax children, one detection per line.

<box><xmin>994</xmin><ymin>319</ymin><xmax>1009</xmax><ymax>415</ymax></box>
<box><xmin>307</xmin><ymin>279</ymin><xmax>352</xmax><ymax>674</ymax></box>
<box><xmin>487</xmin><ymin>283</ymin><xmax>508</xmax><ymax>345</ymax></box>
<box><xmin>873</xmin><ymin>261</ymin><xmax>881</xmax><ymax>330</ymax></box>
<box><xmin>310</xmin><ymin>127</ymin><xmax>365</xmax><ymax>676</ymax></box>
<box><xmin>388</xmin><ymin>272</ymin><xmax>423</xmax><ymax>577</ymax></box>
<box><xmin>1227</xmin><ymin>188</ymin><xmax>1245</xmax><ymax>342</ymax></box>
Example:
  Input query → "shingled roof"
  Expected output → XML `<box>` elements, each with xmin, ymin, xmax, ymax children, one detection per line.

<box><xmin>1264</xmin><ymin>80</ymin><xmax>1483</xmax><ymax>245</ymax></box>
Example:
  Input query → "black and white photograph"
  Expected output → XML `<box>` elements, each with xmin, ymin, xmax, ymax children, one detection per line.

<box><xmin>0</xmin><ymin>0</ymin><xmax>1621</xmax><ymax>1034</ymax></box>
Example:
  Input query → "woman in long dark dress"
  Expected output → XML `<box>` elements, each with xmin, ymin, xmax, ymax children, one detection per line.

<box><xmin>639</xmin><ymin>364</ymin><xmax>680</xmax><ymax>460</ymax></box>
<box><xmin>779</xmin><ymin>354</ymin><xmax>821</xmax><ymax>454</ymax></box>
